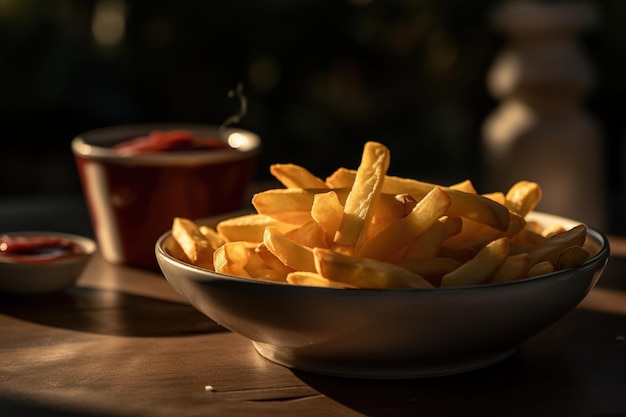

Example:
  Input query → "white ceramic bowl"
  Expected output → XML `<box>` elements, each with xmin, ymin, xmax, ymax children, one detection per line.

<box><xmin>0</xmin><ymin>231</ymin><xmax>96</xmax><ymax>295</ymax></box>
<box><xmin>155</xmin><ymin>212</ymin><xmax>609</xmax><ymax>378</ymax></box>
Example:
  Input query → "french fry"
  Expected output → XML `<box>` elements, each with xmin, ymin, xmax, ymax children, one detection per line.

<box><xmin>402</xmin><ymin>216</ymin><xmax>454</xmax><ymax>260</ymax></box>
<box><xmin>255</xmin><ymin>243</ymin><xmax>295</xmax><ymax>279</ymax></box>
<box><xmin>332</xmin><ymin>141</ymin><xmax>390</xmax><ymax>255</ymax></box>
<box><xmin>263</xmin><ymin>226</ymin><xmax>317</xmax><ymax>272</ymax></box>
<box><xmin>392</xmin><ymin>193</ymin><xmax>419</xmax><ymax>218</ymax></box>
<box><xmin>270</xmin><ymin>163</ymin><xmax>329</xmax><ymax>189</ymax></box>
<box><xmin>213</xmin><ymin>241</ymin><xmax>254</xmax><ymax>278</ymax></box>
<box><xmin>164</xmin><ymin>236</ymin><xmax>191</xmax><ymax>264</ymax></box>
<box><xmin>243</xmin><ymin>245</ymin><xmax>290</xmax><ymax>282</ymax></box>
<box><xmin>286</xmin><ymin>271</ymin><xmax>355</xmax><ymax>288</ymax></box>
<box><xmin>556</xmin><ymin>245</ymin><xmax>590</xmax><ymax>270</ymax></box>
<box><xmin>217</xmin><ymin>213</ymin><xmax>295</xmax><ymax>243</ymax></box>
<box><xmin>172</xmin><ymin>217</ymin><xmax>214</xmax><ymax>269</ymax></box>
<box><xmin>358</xmin><ymin>187</ymin><xmax>452</xmax><ymax>261</ymax></box>
<box><xmin>527</xmin><ymin>224</ymin><xmax>587</xmax><ymax>266</ymax></box>
<box><xmin>440</xmin><ymin>217</ymin><xmax>486</xmax><ymax>248</ymax></box>
<box><xmin>490</xmin><ymin>253</ymin><xmax>530</xmax><ymax>283</ymax></box>
<box><xmin>285</xmin><ymin>220</ymin><xmax>328</xmax><ymax>249</ymax></box>
<box><xmin>199</xmin><ymin>225</ymin><xmax>226</xmax><ymax>249</ymax></box>
<box><xmin>440</xmin><ymin>237</ymin><xmax>511</xmax><ymax>287</ymax></box>
<box><xmin>505</xmin><ymin>180</ymin><xmax>542</xmax><ymax>217</ymax></box>
<box><xmin>541</xmin><ymin>224</ymin><xmax>567</xmax><ymax>237</ymax></box>
<box><xmin>483</xmin><ymin>191</ymin><xmax>506</xmax><ymax>204</ymax></box>
<box><xmin>449</xmin><ymin>179</ymin><xmax>477</xmax><ymax>193</ymax></box>
<box><xmin>313</xmin><ymin>247</ymin><xmax>433</xmax><ymax>289</ymax></box>
<box><xmin>252</xmin><ymin>189</ymin><xmax>322</xmax><ymax>225</ymax></box>
<box><xmin>311</xmin><ymin>191</ymin><xmax>344</xmax><ymax>246</ymax></box>
<box><xmin>510</xmin><ymin>227</ymin><xmax>546</xmax><ymax>247</ymax></box>
<box><xmin>438</xmin><ymin>211</ymin><xmax>525</xmax><ymax>262</ymax></box>
<box><xmin>527</xmin><ymin>261</ymin><xmax>555</xmax><ymax>277</ymax></box>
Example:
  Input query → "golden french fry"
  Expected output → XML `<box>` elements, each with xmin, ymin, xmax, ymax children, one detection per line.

<box><xmin>556</xmin><ymin>245</ymin><xmax>590</xmax><ymax>270</ymax></box>
<box><xmin>443</xmin><ymin>216</ymin><xmax>464</xmax><ymax>238</ymax></box>
<box><xmin>445</xmin><ymin>189</ymin><xmax>511</xmax><ymax>232</ymax></box>
<box><xmin>286</xmin><ymin>271</ymin><xmax>355</xmax><ymax>288</ymax></box>
<box><xmin>324</xmin><ymin>167</ymin><xmax>355</xmax><ymax>188</ymax></box>
<box><xmin>313</xmin><ymin>247</ymin><xmax>433</xmax><ymax>289</ymax></box>
<box><xmin>391</xmin><ymin>193</ymin><xmax>419</xmax><ymax>218</ymax></box>
<box><xmin>505</xmin><ymin>180</ymin><xmax>542</xmax><ymax>217</ymax></box>
<box><xmin>402</xmin><ymin>217</ymin><xmax>451</xmax><ymax>260</ymax></box>
<box><xmin>217</xmin><ymin>213</ymin><xmax>295</xmax><ymax>243</ymax></box>
<box><xmin>483</xmin><ymin>192</ymin><xmax>506</xmax><ymax>205</ymax></box>
<box><xmin>358</xmin><ymin>187</ymin><xmax>452</xmax><ymax>261</ymax></box>
<box><xmin>490</xmin><ymin>253</ymin><xmax>530</xmax><ymax>283</ymax></box>
<box><xmin>439</xmin><ymin>211</ymin><xmax>525</xmax><ymax>260</ymax></box>
<box><xmin>165</xmin><ymin>236</ymin><xmax>191</xmax><ymax>264</ymax></box>
<box><xmin>365</xmin><ymin>217</ymin><xmax>397</xmax><ymax>242</ymax></box>
<box><xmin>541</xmin><ymin>224</ymin><xmax>567</xmax><ymax>237</ymax></box>
<box><xmin>172</xmin><ymin>217</ymin><xmax>214</xmax><ymax>268</ymax></box>
<box><xmin>401</xmin><ymin>216</ymin><xmax>462</xmax><ymax>260</ymax></box>
<box><xmin>263</xmin><ymin>226</ymin><xmax>317</xmax><ymax>272</ymax></box>
<box><xmin>311</xmin><ymin>191</ymin><xmax>344</xmax><ymax>245</ymax></box>
<box><xmin>243</xmin><ymin>245</ymin><xmax>290</xmax><ymax>282</ymax></box>
<box><xmin>440</xmin><ymin>217</ymin><xmax>485</xmax><ymax>248</ymax></box>
<box><xmin>251</xmin><ymin>189</ymin><xmax>322</xmax><ymax>224</ymax></box>
<box><xmin>332</xmin><ymin>142</ymin><xmax>390</xmax><ymax>255</ymax></box>
<box><xmin>199</xmin><ymin>225</ymin><xmax>226</xmax><ymax>249</ymax></box>
<box><xmin>285</xmin><ymin>220</ymin><xmax>328</xmax><ymax>249</ymax></box>
<box><xmin>270</xmin><ymin>163</ymin><xmax>329</xmax><ymax>189</ymax></box>
<box><xmin>327</xmin><ymin>168</ymin><xmax>511</xmax><ymax>231</ymax></box>
<box><xmin>213</xmin><ymin>241</ymin><xmax>254</xmax><ymax>277</ymax></box>
<box><xmin>255</xmin><ymin>243</ymin><xmax>295</xmax><ymax>279</ymax></box>
<box><xmin>440</xmin><ymin>237</ymin><xmax>511</xmax><ymax>287</ymax></box>
<box><xmin>527</xmin><ymin>261</ymin><xmax>555</xmax><ymax>277</ymax></box>
<box><xmin>449</xmin><ymin>179</ymin><xmax>477</xmax><ymax>193</ymax></box>
<box><xmin>527</xmin><ymin>224</ymin><xmax>587</xmax><ymax>266</ymax></box>
<box><xmin>510</xmin><ymin>227</ymin><xmax>546</xmax><ymax>247</ymax></box>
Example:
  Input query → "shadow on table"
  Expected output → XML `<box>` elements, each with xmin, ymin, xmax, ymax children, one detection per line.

<box><xmin>0</xmin><ymin>286</ymin><xmax>225</xmax><ymax>337</ymax></box>
<box><xmin>291</xmin><ymin>301</ymin><xmax>626</xmax><ymax>417</ymax></box>
<box><xmin>291</xmin><ymin>351</ymin><xmax>598</xmax><ymax>417</ymax></box>
<box><xmin>0</xmin><ymin>397</ymin><xmax>106</xmax><ymax>417</ymax></box>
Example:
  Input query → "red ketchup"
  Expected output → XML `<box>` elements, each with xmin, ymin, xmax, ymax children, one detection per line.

<box><xmin>112</xmin><ymin>130</ymin><xmax>232</xmax><ymax>156</ymax></box>
<box><xmin>0</xmin><ymin>235</ymin><xmax>86</xmax><ymax>264</ymax></box>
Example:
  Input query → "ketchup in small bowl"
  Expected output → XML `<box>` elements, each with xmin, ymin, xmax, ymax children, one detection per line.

<box><xmin>0</xmin><ymin>232</ymin><xmax>96</xmax><ymax>295</ymax></box>
<box><xmin>0</xmin><ymin>235</ymin><xmax>87</xmax><ymax>263</ymax></box>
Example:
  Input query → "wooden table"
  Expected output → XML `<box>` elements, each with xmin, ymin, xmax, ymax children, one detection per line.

<box><xmin>1</xmin><ymin>235</ymin><xmax>625</xmax><ymax>417</ymax></box>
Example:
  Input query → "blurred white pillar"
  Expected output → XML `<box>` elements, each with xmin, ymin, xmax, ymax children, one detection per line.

<box><xmin>482</xmin><ymin>0</ymin><xmax>607</xmax><ymax>230</ymax></box>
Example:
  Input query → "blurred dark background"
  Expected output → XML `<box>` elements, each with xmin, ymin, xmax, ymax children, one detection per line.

<box><xmin>2</xmin><ymin>0</ymin><xmax>626</xmax><ymax>233</ymax></box>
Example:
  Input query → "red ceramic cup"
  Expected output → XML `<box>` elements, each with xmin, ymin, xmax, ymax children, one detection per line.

<box><xmin>71</xmin><ymin>124</ymin><xmax>260</xmax><ymax>270</ymax></box>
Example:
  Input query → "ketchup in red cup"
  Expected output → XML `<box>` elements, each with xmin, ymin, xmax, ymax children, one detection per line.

<box><xmin>112</xmin><ymin>129</ymin><xmax>233</xmax><ymax>156</ymax></box>
<box><xmin>71</xmin><ymin>124</ymin><xmax>260</xmax><ymax>271</ymax></box>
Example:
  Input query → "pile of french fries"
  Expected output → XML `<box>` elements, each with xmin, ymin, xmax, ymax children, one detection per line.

<box><xmin>169</xmin><ymin>141</ymin><xmax>591</xmax><ymax>289</ymax></box>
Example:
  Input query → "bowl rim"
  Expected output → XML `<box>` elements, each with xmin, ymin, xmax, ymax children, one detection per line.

<box><xmin>0</xmin><ymin>231</ymin><xmax>97</xmax><ymax>265</ymax></box>
<box><xmin>155</xmin><ymin>211</ymin><xmax>610</xmax><ymax>293</ymax></box>
<box><xmin>71</xmin><ymin>123</ymin><xmax>261</xmax><ymax>164</ymax></box>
